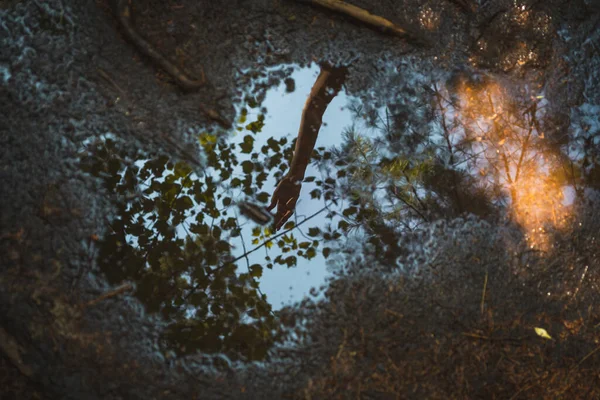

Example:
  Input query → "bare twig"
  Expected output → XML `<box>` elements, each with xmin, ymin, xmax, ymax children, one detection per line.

<box><xmin>82</xmin><ymin>283</ymin><xmax>134</xmax><ymax>309</ymax></box>
<box><xmin>232</xmin><ymin>205</ymin><xmax>329</xmax><ymax>263</ymax></box>
<box><xmin>577</xmin><ymin>344</ymin><xmax>600</xmax><ymax>367</ymax></box>
<box><xmin>480</xmin><ymin>270</ymin><xmax>488</xmax><ymax>315</ymax></box>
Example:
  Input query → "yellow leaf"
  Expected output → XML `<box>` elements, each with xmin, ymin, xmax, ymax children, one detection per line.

<box><xmin>198</xmin><ymin>132</ymin><xmax>217</xmax><ymax>145</ymax></box>
<box><xmin>498</xmin><ymin>138</ymin><xmax>506</xmax><ymax>146</ymax></box>
<box><xmin>534</xmin><ymin>327</ymin><xmax>552</xmax><ymax>340</ymax></box>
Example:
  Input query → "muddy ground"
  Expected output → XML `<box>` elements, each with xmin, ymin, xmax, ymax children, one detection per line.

<box><xmin>1</xmin><ymin>0</ymin><xmax>599</xmax><ymax>398</ymax></box>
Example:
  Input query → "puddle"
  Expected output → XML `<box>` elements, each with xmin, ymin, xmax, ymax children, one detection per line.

<box><xmin>78</xmin><ymin>58</ymin><xmax>600</xmax><ymax>362</ymax></box>
<box><xmin>4</xmin><ymin>1</ymin><xmax>600</xmax><ymax>399</ymax></box>
<box><xmin>228</xmin><ymin>64</ymin><xmax>353</xmax><ymax>309</ymax></box>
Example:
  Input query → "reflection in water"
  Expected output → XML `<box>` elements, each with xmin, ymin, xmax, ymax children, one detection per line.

<box><xmin>78</xmin><ymin>65</ymin><xmax>351</xmax><ymax>360</ymax></box>
<box><xmin>4</xmin><ymin>0</ymin><xmax>600</xmax><ymax>397</ymax></box>
<box><xmin>80</xmin><ymin>54</ymin><xmax>600</xmax><ymax>361</ymax></box>
<box><xmin>80</xmin><ymin>138</ymin><xmax>279</xmax><ymax>360</ymax></box>
<box><xmin>454</xmin><ymin>77</ymin><xmax>572</xmax><ymax>248</ymax></box>
<box><xmin>76</xmin><ymin>1</ymin><xmax>600</xmax><ymax>364</ymax></box>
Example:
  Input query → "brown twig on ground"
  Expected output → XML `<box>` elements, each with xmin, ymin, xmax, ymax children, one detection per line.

<box><xmin>297</xmin><ymin>0</ymin><xmax>428</xmax><ymax>46</ymax></box>
<box><xmin>82</xmin><ymin>283</ymin><xmax>134</xmax><ymax>309</ymax></box>
<box><xmin>116</xmin><ymin>0</ymin><xmax>205</xmax><ymax>91</ymax></box>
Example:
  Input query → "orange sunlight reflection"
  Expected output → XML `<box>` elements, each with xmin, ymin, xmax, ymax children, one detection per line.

<box><xmin>456</xmin><ymin>78</ymin><xmax>572</xmax><ymax>249</ymax></box>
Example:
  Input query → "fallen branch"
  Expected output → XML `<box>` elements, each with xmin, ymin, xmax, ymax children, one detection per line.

<box><xmin>116</xmin><ymin>0</ymin><xmax>205</xmax><ymax>91</ymax></box>
<box><xmin>82</xmin><ymin>283</ymin><xmax>134</xmax><ymax>309</ymax></box>
<box><xmin>296</xmin><ymin>0</ymin><xmax>428</xmax><ymax>46</ymax></box>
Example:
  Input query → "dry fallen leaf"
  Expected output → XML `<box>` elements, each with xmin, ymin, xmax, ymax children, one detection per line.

<box><xmin>534</xmin><ymin>327</ymin><xmax>552</xmax><ymax>340</ymax></box>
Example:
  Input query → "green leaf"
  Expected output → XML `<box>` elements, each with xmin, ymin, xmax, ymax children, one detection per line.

<box><xmin>256</xmin><ymin>191</ymin><xmax>270</xmax><ymax>203</ymax></box>
<box><xmin>267</xmin><ymin>137</ymin><xmax>280</xmax><ymax>152</ymax></box>
<box><xmin>343</xmin><ymin>206</ymin><xmax>358</xmax><ymax>217</ymax></box>
<box><xmin>338</xmin><ymin>220</ymin><xmax>350</xmax><ymax>230</ymax></box>
<box><xmin>238</xmin><ymin>108</ymin><xmax>248</xmax><ymax>124</ymax></box>
<box><xmin>283</xmin><ymin>221</ymin><xmax>295</xmax><ymax>230</ymax></box>
<box><xmin>216</xmin><ymin>240</ymin><xmax>230</xmax><ymax>252</ymax></box>
<box><xmin>241</xmin><ymin>161</ymin><xmax>254</xmax><ymax>174</ymax></box>
<box><xmin>175</xmin><ymin>196</ymin><xmax>194</xmax><ymax>211</ymax></box>
<box><xmin>240</xmin><ymin>135</ymin><xmax>254</xmax><ymax>154</ymax></box>
<box><xmin>249</xmin><ymin>264</ymin><xmax>263</xmax><ymax>278</ymax></box>
<box><xmin>174</xmin><ymin>161</ymin><xmax>192</xmax><ymax>178</ymax></box>
<box><xmin>231</xmin><ymin>178</ymin><xmax>242</xmax><ymax>188</ymax></box>
<box><xmin>308</xmin><ymin>227</ymin><xmax>321</xmax><ymax>237</ymax></box>
<box><xmin>285</xmin><ymin>256</ymin><xmax>297</xmax><ymax>267</ymax></box>
<box><xmin>245</xmin><ymin>115</ymin><xmax>265</xmax><ymax>134</ymax></box>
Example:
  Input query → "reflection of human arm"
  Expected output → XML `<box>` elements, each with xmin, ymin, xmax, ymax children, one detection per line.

<box><xmin>288</xmin><ymin>65</ymin><xmax>348</xmax><ymax>180</ymax></box>
<box><xmin>268</xmin><ymin>64</ymin><xmax>347</xmax><ymax>230</ymax></box>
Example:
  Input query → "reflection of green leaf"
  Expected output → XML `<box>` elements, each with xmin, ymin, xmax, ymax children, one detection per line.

<box><xmin>343</xmin><ymin>206</ymin><xmax>357</xmax><ymax>216</ymax></box>
<box><xmin>308</xmin><ymin>227</ymin><xmax>321</xmax><ymax>237</ymax></box>
<box><xmin>86</xmin><ymin>142</ymin><xmax>281</xmax><ymax>361</ymax></box>
<box><xmin>240</xmin><ymin>135</ymin><xmax>254</xmax><ymax>154</ymax></box>
<box><xmin>174</xmin><ymin>161</ymin><xmax>192</xmax><ymax>178</ymax></box>
<box><xmin>256</xmin><ymin>191</ymin><xmax>270</xmax><ymax>203</ymax></box>
<box><xmin>238</xmin><ymin>108</ymin><xmax>248</xmax><ymax>124</ymax></box>
<box><xmin>283</xmin><ymin>221</ymin><xmax>295</xmax><ymax>230</ymax></box>
<box><xmin>175</xmin><ymin>196</ymin><xmax>193</xmax><ymax>211</ymax></box>
<box><xmin>323</xmin><ymin>247</ymin><xmax>331</xmax><ymax>258</ymax></box>
<box><xmin>338</xmin><ymin>220</ymin><xmax>350</xmax><ymax>230</ymax></box>
<box><xmin>249</xmin><ymin>264</ymin><xmax>263</xmax><ymax>278</ymax></box>
<box><xmin>231</xmin><ymin>177</ymin><xmax>242</xmax><ymax>187</ymax></box>
<box><xmin>267</xmin><ymin>137</ymin><xmax>280</xmax><ymax>152</ymax></box>
<box><xmin>245</xmin><ymin>114</ymin><xmax>265</xmax><ymax>134</ymax></box>
<box><xmin>283</xmin><ymin>256</ymin><xmax>297</xmax><ymax>267</ymax></box>
<box><xmin>241</xmin><ymin>160</ymin><xmax>254</xmax><ymax>174</ymax></box>
<box><xmin>216</xmin><ymin>240</ymin><xmax>230</xmax><ymax>252</ymax></box>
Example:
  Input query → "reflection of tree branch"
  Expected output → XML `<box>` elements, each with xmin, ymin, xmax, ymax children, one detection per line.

<box><xmin>232</xmin><ymin>206</ymin><xmax>329</xmax><ymax>263</ymax></box>
<box><xmin>391</xmin><ymin>185</ymin><xmax>429</xmax><ymax>222</ymax></box>
<box><xmin>434</xmin><ymin>83</ymin><xmax>455</xmax><ymax>165</ymax></box>
<box><xmin>434</xmin><ymin>83</ymin><xmax>464</xmax><ymax>212</ymax></box>
<box><xmin>514</xmin><ymin>123</ymin><xmax>534</xmax><ymax>183</ymax></box>
<box><xmin>402</xmin><ymin>170</ymin><xmax>428</xmax><ymax>212</ymax></box>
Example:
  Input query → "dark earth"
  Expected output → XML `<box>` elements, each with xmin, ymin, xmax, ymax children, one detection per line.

<box><xmin>2</xmin><ymin>0</ymin><xmax>600</xmax><ymax>399</ymax></box>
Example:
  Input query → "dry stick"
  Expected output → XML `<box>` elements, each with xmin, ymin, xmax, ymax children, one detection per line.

<box><xmin>297</xmin><ymin>0</ymin><xmax>427</xmax><ymax>45</ymax></box>
<box><xmin>480</xmin><ymin>270</ymin><xmax>488</xmax><ymax>315</ymax></box>
<box><xmin>82</xmin><ymin>283</ymin><xmax>134</xmax><ymax>309</ymax></box>
<box><xmin>577</xmin><ymin>344</ymin><xmax>600</xmax><ymax>367</ymax></box>
<box><xmin>116</xmin><ymin>0</ymin><xmax>205</xmax><ymax>91</ymax></box>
